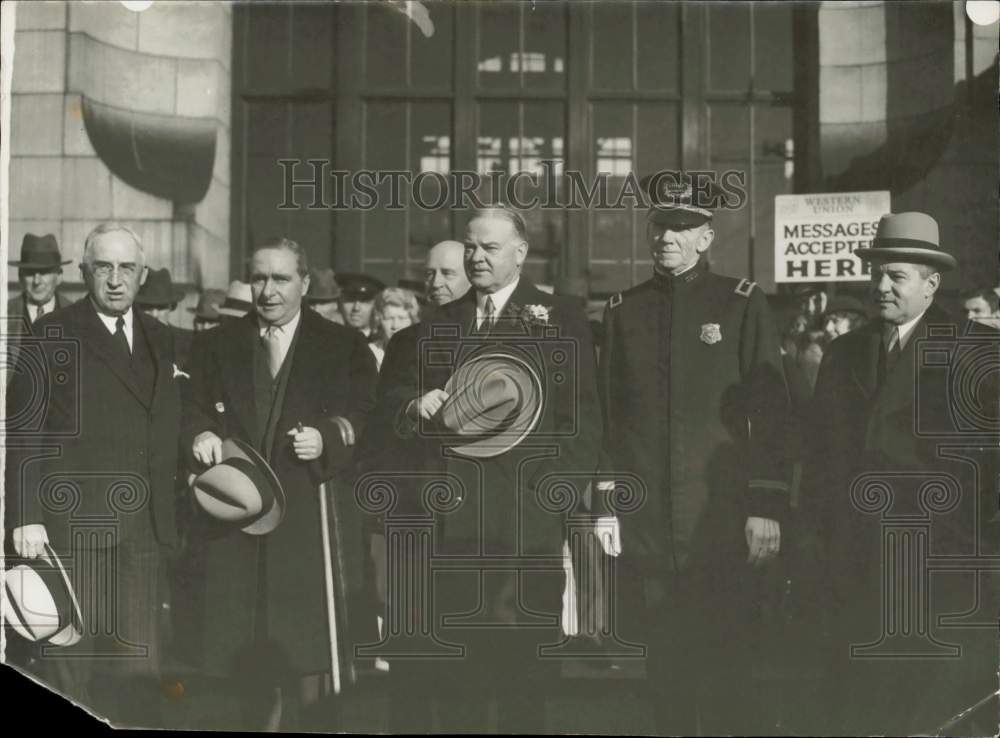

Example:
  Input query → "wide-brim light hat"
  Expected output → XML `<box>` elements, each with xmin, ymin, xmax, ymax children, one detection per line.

<box><xmin>438</xmin><ymin>348</ymin><xmax>544</xmax><ymax>458</ymax></box>
<box><xmin>3</xmin><ymin>544</ymin><xmax>84</xmax><ymax>647</ymax></box>
<box><xmin>216</xmin><ymin>280</ymin><xmax>255</xmax><ymax>317</ymax></box>
<box><xmin>855</xmin><ymin>212</ymin><xmax>957</xmax><ymax>271</ymax></box>
<box><xmin>192</xmin><ymin>438</ymin><xmax>286</xmax><ymax>535</ymax></box>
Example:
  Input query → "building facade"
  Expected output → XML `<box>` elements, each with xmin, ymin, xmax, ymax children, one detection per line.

<box><xmin>7</xmin><ymin>1</ymin><xmax>998</xmax><ymax>325</ymax></box>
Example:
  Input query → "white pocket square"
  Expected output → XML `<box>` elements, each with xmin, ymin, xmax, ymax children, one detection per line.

<box><xmin>215</xmin><ymin>402</ymin><xmax>225</xmax><ymax>413</ymax></box>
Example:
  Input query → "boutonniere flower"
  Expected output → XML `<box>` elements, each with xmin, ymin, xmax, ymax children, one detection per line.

<box><xmin>172</xmin><ymin>363</ymin><xmax>191</xmax><ymax>379</ymax></box>
<box><xmin>700</xmin><ymin>323</ymin><xmax>722</xmax><ymax>345</ymax></box>
<box><xmin>518</xmin><ymin>304</ymin><xmax>551</xmax><ymax>326</ymax></box>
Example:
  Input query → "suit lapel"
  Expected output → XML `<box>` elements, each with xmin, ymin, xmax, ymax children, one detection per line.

<box><xmin>850</xmin><ymin>325</ymin><xmax>882</xmax><ymax>400</ymax></box>
<box><xmin>81</xmin><ymin>302</ymin><xmax>151</xmax><ymax>409</ymax></box>
<box><xmin>222</xmin><ymin>315</ymin><xmax>259</xmax><ymax>443</ymax></box>
<box><xmin>137</xmin><ymin>311</ymin><xmax>168</xmax><ymax>411</ymax></box>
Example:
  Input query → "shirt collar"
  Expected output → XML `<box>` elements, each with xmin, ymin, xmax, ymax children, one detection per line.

<box><xmin>477</xmin><ymin>277</ymin><xmax>520</xmax><ymax>316</ymax></box>
<box><xmin>28</xmin><ymin>297</ymin><xmax>57</xmax><ymax>318</ymax></box>
<box><xmin>886</xmin><ymin>308</ymin><xmax>928</xmax><ymax>350</ymax></box>
<box><xmin>257</xmin><ymin>308</ymin><xmax>302</xmax><ymax>336</ymax></box>
<box><xmin>259</xmin><ymin>307</ymin><xmax>302</xmax><ymax>336</ymax></box>
<box><xmin>92</xmin><ymin>299</ymin><xmax>134</xmax><ymax>335</ymax></box>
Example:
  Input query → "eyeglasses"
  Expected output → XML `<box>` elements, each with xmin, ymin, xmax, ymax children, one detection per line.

<box><xmin>87</xmin><ymin>261</ymin><xmax>140</xmax><ymax>279</ymax></box>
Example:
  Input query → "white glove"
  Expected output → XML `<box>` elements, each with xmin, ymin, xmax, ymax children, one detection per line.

<box><xmin>595</xmin><ymin>516</ymin><xmax>621</xmax><ymax>557</ymax></box>
<box><xmin>13</xmin><ymin>524</ymin><xmax>49</xmax><ymax>559</ymax></box>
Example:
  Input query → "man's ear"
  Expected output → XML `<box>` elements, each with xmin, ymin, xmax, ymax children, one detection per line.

<box><xmin>926</xmin><ymin>270</ymin><xmax>941</xmax><ymax>297</ymax></box>
<box><xmin>696</xmin><ymin>227</ymin><xmax>715</xmax><ymax>253</ymax></box>
<box><xmin>301</xmin><ymin>274</ymin><xmax>310</xmax><ymax>297</ymax></box>
<box><xmin>515</xmin><ymin>239</ymin><xmax>529</xmax><ymax>266</ymax></box>
<box><xmin>139</xmin><ymin>266</ymin><xmax>149</xmax><ymax>286</ymax></box>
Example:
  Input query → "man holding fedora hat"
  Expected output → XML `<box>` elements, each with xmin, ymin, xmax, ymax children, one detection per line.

<box><xmin>374</xmin><ymin>206</ymin><xmax>601</xmax><ymax>732</ymax></box>
<box><xmin>7</xmin><ymin>233</ymin><xmax>73</xmax><ymax>328</ymax></box>
<box><xmin>804</xmin><ymin>211</ymin><xmax>999</xmax><ymax>735</ymax></box>
<box><xmin>181</xmin><ymin>237</ymin><xmax>377</xmax><ymax>731</ymax></box>
<box><xmin>5</xmin><ymin>221</ymin><xmax>185</xmax><ymax>728</ymax></box>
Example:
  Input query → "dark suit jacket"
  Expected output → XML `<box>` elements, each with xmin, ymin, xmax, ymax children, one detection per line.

<box><xmin>180</xmin><ymin>308</ymin><xmax>378</xmax><ymax>676</ymax></box>
<box><xmin>376</xmin><ymin>279</ymin><xmax>602</xmax><ymax>560</ymax></box>
<box><xmin>6</xmin><ymin>292</ymin><xmax>73</xmax><ymax>324</ymax></box>
<box><xmin>5</xmin><ymin>298</ymin><xmax>183</xmax><ymax>551</ymax></box>
<box><xmin>805</xmin><ymin>302</ymin><xmax>999</xmax><ymax>603</ymax></box>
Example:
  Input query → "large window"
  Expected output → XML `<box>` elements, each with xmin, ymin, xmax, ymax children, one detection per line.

<box><xmin>235</xmin><ymin>1</ymin><xmax>808</xmax><ymax>293</ymax></box>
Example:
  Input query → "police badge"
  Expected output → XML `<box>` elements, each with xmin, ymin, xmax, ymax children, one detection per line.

<box><xmin>700</xmin><ymin>323</ymin><xmax>722</xmax><ymax>344</ymax></box>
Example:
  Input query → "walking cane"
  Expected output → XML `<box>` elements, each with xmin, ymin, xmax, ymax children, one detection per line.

<box><xmin>300</xmin><ymin>419</ymin><xmax>357</xmax><ymax>696</ymax></box>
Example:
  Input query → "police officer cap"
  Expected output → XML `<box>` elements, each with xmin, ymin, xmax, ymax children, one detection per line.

<box><xmin>640</xmin><ymin>171</ymin><xmax>725</xmax><ymax>229</ymax></box>
<box><xmin>335</xmin><ymin>272</ymin><xmax>385</xmax><ymax>301</ymax></box>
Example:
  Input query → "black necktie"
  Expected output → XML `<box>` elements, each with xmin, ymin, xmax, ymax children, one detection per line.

<box><xmin>33</xmin><ymin>303</ymin><xmax>45</xmax><ymax>324</ymax></box>
<box><xmin>114</xmin><ymin>316</ymin><xmax>131</xmax><ymax>362</ymax></box>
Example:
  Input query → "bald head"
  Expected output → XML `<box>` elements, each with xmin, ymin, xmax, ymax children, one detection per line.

<box><xmin>425</xmin><ymin>240</ymin><xmax>470</xmax><ymax>306</ymax></box>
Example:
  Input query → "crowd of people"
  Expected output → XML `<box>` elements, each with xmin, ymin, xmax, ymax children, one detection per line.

<box><xmin>3</xmin><ymin>179</ymin><xmax>998</xmax><ymax>735</ymax></box>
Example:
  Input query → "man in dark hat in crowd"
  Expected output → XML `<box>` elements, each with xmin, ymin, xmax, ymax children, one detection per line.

<box><xmin>306</xmin><ymin>267</ymin><xmax>344</xmax><ymax>324</ymax></box>
<box><xmin>188</xmin><ymin>288</ymin><xmax>226</xmax><ymax>332</ymax></box>
<box><xmin>5</xmin><ymin>222</ymin><xmax>184</xmax><ymax>728</ymax></box>
<box><xmin>373</xmin><ymin>206</ymin><xmax>601</xmax><ymax>732</ymax></box>
<box><xmin>595</xmin><ymin>172</ymin><xmax>792</xmax><ymax>734</ymax></box>
<box><xmin>181</xmin><ymin>237</ymin><xmax>377</xmax><ymax>731</ymax></box>
<box><xmin>805</xmin><ymin>212</ymin><xmax>999</xmax><ymax>736</ymax></box>
<box><xmin>335</xmin><ymin>272</ymin><xmax>384</xmax><ymax>337</ymax></box>
<box><xmin>7</xmin><ymin>233</ymin><xmax>73</xmax><ymax>328</ymax></box>
<box><xmin>136</xmin><ymin>267</ymin><xmax>194</xmax><ymax>369</ymax></box>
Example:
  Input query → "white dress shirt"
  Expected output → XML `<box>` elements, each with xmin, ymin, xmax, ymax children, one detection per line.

<box><xmin>94</xmin><ymin>304</ymin><xmax>135</xmax><ymax>351</ymax></box>
<box><xmin>476</xmin><ymin>277</ymin><xmax>520</xmax><ymax>329</ymax></box>
<box><xmin>258</xmin><ymin>308</ymin><xmax>302</xmax><ymax>371</ymax></box>
<box><xmin>886</xmin><ymin>308</ymin><xmax>928</xmax><ymax>351</ymax></box>
<box><xmin>27</xmin><ymin>298</ymin><xmax>57</xmax><ymax>323</ymax></box>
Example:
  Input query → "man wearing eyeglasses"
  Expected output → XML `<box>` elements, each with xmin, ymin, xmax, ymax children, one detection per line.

<box><xmin>5</xmin><ymin>222</ymin><xmax>184</xmax><ymax>729</ymax></box>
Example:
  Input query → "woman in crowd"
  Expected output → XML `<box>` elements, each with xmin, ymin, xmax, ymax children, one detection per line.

<box><xmin>368</xmin><ymin>287</ymin><xmax>421</xmax><ymax>371</ymax></box>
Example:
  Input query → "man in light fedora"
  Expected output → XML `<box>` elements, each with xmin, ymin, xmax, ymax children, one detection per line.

<box><xmin>374</xmin><ymin>206</ymin><xmax>601</xmax><ymax>732</ymax></box>
<box><xmin>181</xmin><ymin>237</ymin><xmax>377</xmax><ymax>731</ymax></box>
<box><xmin>188</xmin><ymin>288</ymin><xmax>226</xmax><ymax>332</ymax></box>
<box><xmin>5</xmin><ymin>222</ymin><xmax>184</xmax><ymax>728</ymax></box>
<box><xmin>7</xmin><ymin>233</ymin><xmax>73</xmax><ymax>328</ymax></box>
<box><xmin>804</xmin><ymin>211</ymin><xmax>999</xmax><ymax>735</ymax></box>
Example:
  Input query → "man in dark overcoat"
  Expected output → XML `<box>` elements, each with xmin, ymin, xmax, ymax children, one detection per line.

<box><xmin>595</xmin><ymin>173</ymin><xmax>792</xmax><ymax>734</ymax></box>
<box><xmin>6</xmin><ymin>233</ymin><xmax>73</xmax><ymax>329</ymax></box>
<box><xmin>180</xmin><ymin>237</ymin><xmax>377</xmax><ymax>731</ymax></box>
<box><xmin>804</xmin><ymin>212</ymin><xmax>999</xmax><ymax>736</ymax></box>
<box><xmin>6</xmin><ymin>222</ymin><xmax>183</xmax><ymax>728</ymax></box>
<box><xmin>374</xmin><ymin>206</ymin><xmax>602</xmax><ymax>732</ymax></box>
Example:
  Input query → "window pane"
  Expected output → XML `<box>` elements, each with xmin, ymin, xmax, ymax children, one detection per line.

<box><xmin>477</xmin><ymin>2</ymin><xmax>520</xmax><ymax>88</ymax></box>
<box><xmin>753</xmin><ymin>106</ymin><xmax>795</xmax><ymax>291</ymax></box>
<box><xmin>524</xmin><ymin>1</ymin><xmax>567</xmax><ymax>90</ymax></box>
<box><xmin>708</xmin><ymin>103</ymin><xmax>748</xmax><ymax>164</ymax></box>
<box><xmin>707</xmin><ymin>3</ymin><xmax>750</xmax><ymax>92</ymax></box>
<box><xmin>245</xmin><ymin>102</ymin><xmax>289</xmax><ymax>251</ymax></box>
<box><xmin>364</xmin><ymin>101</ymin><xmax>407</xmax><ymax>262</ymax></box>
<box><xmin>754</xmin><ymin>3</ymin><xmax>794</xmax><ymax>92</ymax></box>
<box><xmin>289</xmin><ymin>103</ymin><xmax>334</xmax><ymax>260</ymax></box>
<box><xmin>291</xmin><ymin>4</ymin><xmax>334</xmax><ymax>90</ymax></box>
<box><xmin>591</xmin><ymin>103</ymin><xmax>633</xmax><ymax>262</ymax></box>
<box><xmin>408</xmin><ymin>102</ymin><xmax>452</xmax><ymax>266</ymax></box>
<box><xmin>636</xmin><ymin>102</ymin><xmax>680</xmax><ymax>174</ymax></box>
<box><xmin>636</xmin><ymin>1</ymin><xmax>679</xmax><ymax>91</ymax></box>
<box><xmin>412</xmin><ymin>2</ymin><xmax>454</xmax><ymax>89</ymax></box>
<box><xmin>591</xmin><ymin>3</ymin><xmax>633</xmax><ymax>90</ymax></box>
<box><xmin>366</xmin><ymin>3</ymin><xmax>407</xmax><ymax>87</ymax></box>
<box><xmin>708</xmin><ymin>184</ymin><xmax>751</xmax><ymax>279</ymax></box>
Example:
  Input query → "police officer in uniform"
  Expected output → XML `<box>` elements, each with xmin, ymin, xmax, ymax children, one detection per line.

<box><xmin>595</xmin><ymin>173</ymin><xmax>792</xmax><ymax>734</ymax></box>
